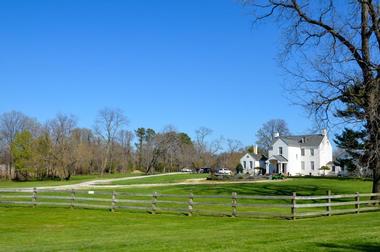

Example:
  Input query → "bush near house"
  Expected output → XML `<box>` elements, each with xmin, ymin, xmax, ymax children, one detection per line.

<box><xmin>271</xmin><ymin>174</ymin><xmax>285</xmax><ymax>180</ymax></box>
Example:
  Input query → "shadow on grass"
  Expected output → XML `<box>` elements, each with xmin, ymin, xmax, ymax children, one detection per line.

<box><xmin>315</xmin><ymin>242</ymin><xmax>380</xmax><ymax>252</ymax></box>
<box><xmin>171</xmin><ymin>183</ymin><xmax>323</xmax><ymax>197</ymax></box>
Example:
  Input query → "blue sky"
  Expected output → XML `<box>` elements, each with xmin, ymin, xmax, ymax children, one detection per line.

<box><xmin>0</xmin><ymin>0</ymin><xmax>314</xmax><ymax>146</ymax></box>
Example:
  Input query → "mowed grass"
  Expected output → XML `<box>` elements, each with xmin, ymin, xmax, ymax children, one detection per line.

<box><xmin>105</xmin><ymin>177</ymin><xmax>373</xmax><ymax>196</ymax></box>
<box><xmin>91</xmin><ymin>178</ymin><xmax>374</xmax><ymax>217</ymax></box>
<box><xmin>0</xmin><ymin>173</ymin><xmax>141</xmax><ymax>188</ymax></box>
<box><xmin>0</xmin><ymin>177</ymin><xmax>379</xmax><ymax>251</ymax></box>
<box><xmin>107</xmin><ymin>173</ymin><xmax>209</xmax><ymax>185</ymax></box>
<box><xmin>0</xmin><ymin>207</ymin><xmax>379</xmax><ymax>251</ymax></box>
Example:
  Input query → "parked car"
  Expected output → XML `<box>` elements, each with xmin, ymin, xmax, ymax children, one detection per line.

<box><xmin>181</xmin><ymin>168</ymin><xmax>193</xmax><ymax>173</ymax></box>
<box><xmin>216</xmin><ymin>168</ymin><xmax>232</xmax><ymax>175</ymax></box>
<box><xmin>199</xmin><ymin>167</ymin><xmax>211</xmax><ymax>174</ymax></box>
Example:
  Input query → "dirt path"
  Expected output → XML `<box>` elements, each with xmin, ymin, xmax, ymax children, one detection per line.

<box><xmin>84</xmin><ymin>178</ymin><xmax>286</xmax><ymax>189</ymax></box>
<box><xmin>38</xmin><ymin>172</ymin><xmax>183</xmax><ymax>190</ymax></box>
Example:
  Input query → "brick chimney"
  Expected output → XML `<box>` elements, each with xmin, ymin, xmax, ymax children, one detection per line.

<box><xmin>253</xmin><ymin>145</ymin><xmax>258</xmax><ymax>155</ymax></box>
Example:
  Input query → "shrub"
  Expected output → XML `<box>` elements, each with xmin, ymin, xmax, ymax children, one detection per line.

<box><xmin>272</xmin><ymin>174</ymin><xmax>285</xmax><ymax>180</ymax></box>
<box><xmin>235</xmin><ymin>164</ymin><xmax>243</xmax><ymax>174</ymax></box>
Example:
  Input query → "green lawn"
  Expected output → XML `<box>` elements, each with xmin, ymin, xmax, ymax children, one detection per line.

<box><xmin>0</xmin><ymin>173</ymin><xmax>141</xmax><ymax>188</ymax></box>
<box><xmin>103</xmin><ymin>177</ymin><xmax>373</xmax><ymax>196</ymax></box>
<box><xmin>107</xmin><ymin>173</ymin><xmax>209</xmax><ymax>185</ymax></box>
<box><xmin>92</xmin><ymin>178</ymin><xmax>374</xmax><ymax>217</ymax></box>
<box><xmin>0</xmin><ymin>177</ymin><xmax>379</xmax><ymax>251</ymax></box>
<box><xmin>0</xmin><ymin>207</ymin><xmax>379</xmax><ymax>251</ymax></box>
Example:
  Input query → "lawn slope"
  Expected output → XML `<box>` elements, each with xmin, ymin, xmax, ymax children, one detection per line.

<box><xmin>0</xmin><ymin>207</ymin><xmax>379</xmax><ymax>251</ymax></box>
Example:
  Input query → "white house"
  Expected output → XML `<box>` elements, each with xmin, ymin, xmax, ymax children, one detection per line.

<box><xmin>266</xmin><ymin>129</ymin><xmax>333</xmax><ymax>176</ymax></box>
<box><xmin>240</xmin><ymin>146</ymin><xmax>267</xmax><ymax>175</ymax></box>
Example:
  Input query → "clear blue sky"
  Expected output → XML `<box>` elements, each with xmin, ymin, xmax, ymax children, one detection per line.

<box><xmin>0</xmin><ymin>0</ymin><xmax>314</xmax><ymax>146</ymax></box>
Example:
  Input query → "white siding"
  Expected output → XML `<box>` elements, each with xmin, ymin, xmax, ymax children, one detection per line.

<box><xmin>287</xmin><ymin>146</ymin><xmax>301</xmax><ymax>176</ymax></box>
<box><xmin>240</xmin><ymin>154</ymin><xmax>261</xmax><ymax>175</ymax></box>
<box><xmin>268</xmin><ymin>134</ymin><xmax>333</xmax><ymax>176</ymax></box>
<box><xmin>318</xmin><ymin>136</ymin><xmax>333</xmax><ymax>173</ymax></box>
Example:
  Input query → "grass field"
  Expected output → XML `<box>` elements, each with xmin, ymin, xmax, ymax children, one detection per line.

<box><xmin>0</xmin><ymin>173</ymin><xmax>141</xmax><ymax>188</ymax></box>
<box><xmin>0</xmin><ymin>207</ymin><xmax>379</xmax><ymax>251</ymax></box>
<box><xmin>105</xmin><ymin>177</ymin><xmax>373</xmax><ymax>196</ymax></box>
<box><xmin>107</xmin><ymin>173</ymin><xmax>209</xmax><ymax>185</ymax></box>
<box><xmin>1</xmin><ymin>176</ymin><xmax>379</xmax><ymax>251</ymax></box>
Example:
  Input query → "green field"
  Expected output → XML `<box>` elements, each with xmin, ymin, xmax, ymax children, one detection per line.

<box><xmin>0</xmin><ymin>176</ymin><xmax>379</xmax><ymax>251</ymax></box>
<box><xmin>99</xmin><ymin>177</ymin><xmax>373</xmax><ymax>196</ymax></box>
<box><xmin>0</xmin><ymin>207</ymin><xmax>379</xmax><ymax>251</ymax></box>
<box><xmin>0</xmin><ymin>173</ymin><xmax>141</xmax><ymax>188</ymax></box>
<box><xmin>107</xmin><ymin>173</ymin><xmax>208</xmax><ymax>185</ymax></box>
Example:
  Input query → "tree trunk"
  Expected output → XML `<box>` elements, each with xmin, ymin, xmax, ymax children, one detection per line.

<box><xmin>366</xmin><ymin>78</ymin><xmax>380</xmax><ymax>199</ymax></box>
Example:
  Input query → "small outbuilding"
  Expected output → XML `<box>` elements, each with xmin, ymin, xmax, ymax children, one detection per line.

<box><xmin>240</xmin><ymin>146</ymin><xmax>267</xmax><ymax>175</ymax></box>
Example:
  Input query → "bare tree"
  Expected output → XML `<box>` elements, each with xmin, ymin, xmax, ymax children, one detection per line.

<box><xmin>227</xmin><ymin>139</ymin><xmax>243</xmax><ymax>154</ymax></box>
<box><xmin>118</xmin><ymin>129</ymin><xmax>134</xmax><ymax>172</ymax></box>
<box><xmin>222</xmin><ymin>138</ymin><xmax>243</xmax><ymax>168</ymax></box>
<box><xmin>243</xmin><ymin>0</ymin><xmax>380</xmax><ymax>195</ymax></box>
<box><xmin>194</xmin><ymin>127</ymin><xmax>214</xmax><ymax>167</ymax></box>
<box><xmin>95</xmin><ymin>108</ymin><xmax>128</xmax><ymax>175</ymax></box>
<box><xmin>48</xmin><ymin>114</ymin><xmax>77</xmax><ymax>179</ymax></box>
<box><xmin>256</xmin><ymin>119</ymin><xmax>290</xmax><ymax>153</ymax></box>
<box><xmin>195</xmin><ymin>127</ymin><xmax>213</xmax><ymax>153</ymax></box>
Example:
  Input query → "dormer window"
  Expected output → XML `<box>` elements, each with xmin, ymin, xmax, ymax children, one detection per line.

<box><xmin>279</xmin><ymin>147</ymin><xmax>283</xmax><ymax>155</ymax></box>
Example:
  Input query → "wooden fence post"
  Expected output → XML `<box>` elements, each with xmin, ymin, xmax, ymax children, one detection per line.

<box><xmin>71</xmin><ymin>189</ymin><xmax>75</xmax><ymax>209</ymax></box>
<box><xmin>326</xmin><ymin>190</ymin><xmax>331</xmax><ymax>216</ymax></box>
<box><xmin>32</xmin><ymin>187</ymin><xmax>37</xmax><ymax>208</ymax></box>
<box><xmin>188</xmin><ymin>193</ymin><xmax>194</xmax><ymax>216</ymax></box>
<box><xmin>232</xmin><ymin>192</ymin><xmax>237</xmax><ymax>217</ymax></box>
<box><xmin>151</xmin><ymin>192</ymin><xmax>158</xmax><ymax>214</ymax></box>
<box><xmin>291</xmin><ymin>192</ymin><xmax>296</xmax><ymax>220</ymax></box>
<box><xmin>355</xmin><ymin>192</ymin><xmax>360</xmax><ymax>214</ymax></box>
<box><xmin>111</xmin><ymin>191</ymin><xmax>117</xmax><ymax>212</ymax></box>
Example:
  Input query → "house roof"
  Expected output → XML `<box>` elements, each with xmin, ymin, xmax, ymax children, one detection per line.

<box><xmin>273</xmin><ymin>134</ymin><xmax>325</xmax><ymax>148</ymax></box>
<box><xmin>243</xmin><ymin>153</ymin><xmax>268</xmax><ymax>161</ymax></box>
<box><xmin>268</xmin><ymin>155</ymin><xmax>288</xmax><ymax>162</ymax></box>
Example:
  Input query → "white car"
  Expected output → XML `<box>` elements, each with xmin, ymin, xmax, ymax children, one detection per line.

<box><xmin>216</xmin><ymin>168</ymin><xmax>232</xmax><ymax>175</ymax></box>
<box><xmin>181</xmin><ymin>168</ymin><xmax>193</xmax><ymax>173</ymax></box>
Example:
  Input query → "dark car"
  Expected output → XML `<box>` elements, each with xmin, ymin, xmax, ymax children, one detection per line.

<box><xmin>199</xmin><ymin>167</ymin><xmax>211</xmax><ymax>174</ymax></box>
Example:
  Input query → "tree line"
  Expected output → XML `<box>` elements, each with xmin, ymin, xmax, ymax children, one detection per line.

<box><xmin>0</xmin><ymin>109</ymin><xmax>255</xmax><ymax>181</ymax></box>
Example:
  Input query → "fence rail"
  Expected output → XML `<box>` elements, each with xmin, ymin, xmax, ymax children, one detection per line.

<box><xmin>0</xmin><ymin>188</ymin><xmax>379</xmax><ymax>220</ymax></box>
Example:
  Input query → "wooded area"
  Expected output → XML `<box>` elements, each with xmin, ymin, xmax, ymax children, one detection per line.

<box><xmin>0</xmin><ymin>109</ymin><xmax>250</xmax><ymax>181</ymax></box>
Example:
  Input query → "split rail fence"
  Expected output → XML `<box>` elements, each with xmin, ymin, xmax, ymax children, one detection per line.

<box><xmin>0</xmin><ymin>189</ymin><xmax>379</xmax><ymax>220</ymax></box>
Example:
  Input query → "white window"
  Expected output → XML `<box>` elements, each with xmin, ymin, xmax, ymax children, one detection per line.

<box><xmin>301</xmin><ymin>161</ymin><xmax>305</xmax><ymax>170</ymax></box>
<box><xmin>243</xmin><ymin>161</ymin><xmax>246</xmax><ymax>169</ymax></box>
<box><xmin>310</xmin><ymin>149</ymin><xmax>314</xmax><ymax>156</ymax></box>
<box><xmin>311</xmin><ymin>161</ymin><xmax>315</xmax><ymax>170</ymax></box>
<box><xmin>301</xmin><ymin>148</ymin><xmax>305</xmax><ymax>156</ymax></box>
<box><xmin>250</xmin><ymin>161</ymin><xmax>253</xmax><ymax>169</ymax></box>
<box><xmin>279</xmin><ymin>147</ymin><xmax>283</xmax><ymax>155</ymax></box>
